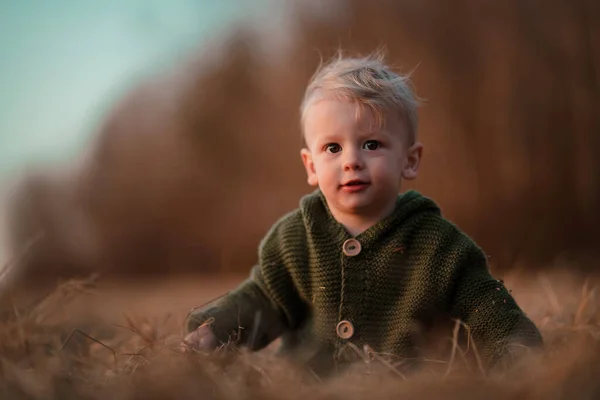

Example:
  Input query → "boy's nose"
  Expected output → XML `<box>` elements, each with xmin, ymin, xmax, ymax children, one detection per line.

<box><xmin>343</xmin><ymin>148</ymin><xmax>364</xmax><ymax>170</ymax></box>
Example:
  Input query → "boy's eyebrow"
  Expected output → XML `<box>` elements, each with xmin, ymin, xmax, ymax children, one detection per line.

<box><xmin>361</xmin><ymin>128</ymin><xmax>385</xmax><ymax>136</ymax></box>
<box><xmin>311</xmin><ymin>131</ymin><xmax>342</xmax><ymax>142</ymax></box>
<box><xmin>357</xmin><ymin>128</ymin><xmax>390</xmax><ymax>139</ymax></box>
<box><xmin>312</xmin><ymin>129</ymin><xmax>390</xmax><ymax>144</ymax></box>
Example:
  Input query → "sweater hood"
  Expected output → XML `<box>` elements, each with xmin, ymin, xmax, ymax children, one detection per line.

<box><xmin>299</xmin><ymin>189</ymin><xmax>441</xmax><ymax>250</ymax></box>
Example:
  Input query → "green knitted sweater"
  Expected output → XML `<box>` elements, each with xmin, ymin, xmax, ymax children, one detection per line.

<box><xmin>187</xmin><ymin>190</ymin><xmax>542</xmax><ymax>372</ymax></box>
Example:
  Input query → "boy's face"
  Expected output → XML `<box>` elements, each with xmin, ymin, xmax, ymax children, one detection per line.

<box><xmin>301</xmin><ymin>97</ymin><xmax>422</xmax><ymax>219</ymax></box>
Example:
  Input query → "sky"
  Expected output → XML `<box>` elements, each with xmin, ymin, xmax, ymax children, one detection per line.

<box><xmin>0</xmin><ymin>0</ymin><xmax>267</xmax><ymax>178</ymax></box>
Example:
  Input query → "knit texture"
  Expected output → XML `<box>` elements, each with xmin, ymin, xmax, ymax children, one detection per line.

<box><xmin>187</xmin><ymin>190</ymin><xmax>542</xmax><ymax>372</ymax></box>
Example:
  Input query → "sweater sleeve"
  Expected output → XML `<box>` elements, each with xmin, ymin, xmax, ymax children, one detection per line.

<box><xmin>185</xmin><ymin>265</ymin><xmax>287</xmax><ymax>350</ymax></box>
<box><xmin>449</xmin><ymin>243</ymin><xmax>543</xmax><ymax>369</ymax></box>
<box><xmin>185</xmin><ymin>211</ymin><xmax>306</xmax><ymax>351</ymax></box>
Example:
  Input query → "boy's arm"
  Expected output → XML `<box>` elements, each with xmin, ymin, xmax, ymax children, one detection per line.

<box><xmin>185</xmin><ymin>211</ymin><xmax>306</xmax><ymax>351</ymax></box>
<box><xmin>185</xmin><ymin>264</ymin><xmax>288</xmax><ymax>350</ymax></box>
<box><xmin>449</xmin><ymin>243</ymin><xmax>543</xmax><ymax>369</ymax></box>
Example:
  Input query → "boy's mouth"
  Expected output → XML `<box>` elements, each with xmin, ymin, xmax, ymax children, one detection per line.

<box><xmin>341</xmin><ymin>179</ymin><xmax>370</xmax><ymax>192</ymax></box>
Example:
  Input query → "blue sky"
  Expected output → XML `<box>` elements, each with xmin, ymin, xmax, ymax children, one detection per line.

<box><xmin>0</xmin><ymin>0</ymin><xmax>264</xmax><ymax>177</ymax></box>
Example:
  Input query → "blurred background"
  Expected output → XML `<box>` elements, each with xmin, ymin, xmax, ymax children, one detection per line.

<box><xmin>0</xmin><ymin>0</ymin><xmax>599</xmax><ymax>293</ymax></box>
<box><xmin>0</xmin><ymin>0</ymin><xmax>276</xmax><ymax>176</ymax></box>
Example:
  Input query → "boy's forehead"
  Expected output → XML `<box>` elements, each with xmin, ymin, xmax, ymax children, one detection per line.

<box><xmin>303</xmin><ymin>97</ymin><xmax>408</xmax><ymax>142</ymax></box>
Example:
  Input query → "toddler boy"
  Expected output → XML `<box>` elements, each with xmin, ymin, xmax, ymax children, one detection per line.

<box><xmin>183</xmin><ymin>53</ymin><xmax>542</xmax><ymax>374</ymax></box>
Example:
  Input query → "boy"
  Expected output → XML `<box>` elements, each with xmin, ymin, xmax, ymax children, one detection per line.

<box><xmin>182</xmin><ymin>53</ymin><xmax>542</xmax><ymax>374</ymax></box>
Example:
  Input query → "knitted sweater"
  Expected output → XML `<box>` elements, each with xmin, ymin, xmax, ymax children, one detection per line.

<box><xmin>186</xmin><ymin>190</ymin><xmax>542</xmax><ymax>372</ymax></box>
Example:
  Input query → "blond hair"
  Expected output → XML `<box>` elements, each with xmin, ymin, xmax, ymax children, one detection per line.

<box><xmin>300</xmin><ymin>53</ymin><xmax>420</xmax><ymax>142</ymax></box>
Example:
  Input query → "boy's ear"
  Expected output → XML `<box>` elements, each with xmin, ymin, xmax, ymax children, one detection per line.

<box><xmin>402</xmin><ymin>142</ymin><xmax>423</xmax><ymax>180</ymax></box>
<box><xmin>300</xmin><ymin>148</ymin><xmax>319</xmax><ymax>186</ymax></box>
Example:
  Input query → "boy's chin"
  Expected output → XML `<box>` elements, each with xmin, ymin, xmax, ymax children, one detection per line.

<box><xmin>325</xmin><ymin>191</ymin><xmax>387</xmax><ymax>214</ymax></box>
<box><xmin>335</xmin><ymin>194</ymin><xmax>400</xmax><ymax>215</ymax></box>
<box><xmin>335</xmin><ymin>198</ymin><xmax>376</xmax><ymax>214</ymax></box>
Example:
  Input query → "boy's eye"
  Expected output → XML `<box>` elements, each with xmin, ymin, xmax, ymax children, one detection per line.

<box><xmin>363</xmin><ymin>140</ymin><xmax>380</xmax><ymax>151</ymax></box>
<box><xmin>325</xmin><ymin>143</ymin><xmax>342</xmax><ymax>154</ymax></box>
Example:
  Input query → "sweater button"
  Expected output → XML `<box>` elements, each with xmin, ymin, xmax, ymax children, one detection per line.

<box><xmin>336</xmin><ymin>320</ymin><xmax>354</xmax><ymax>339</ymax></box>
<box><xmin>342</xmin><ymin>239</ymin><xmax>361</xmax><ymax>256</ymax></box>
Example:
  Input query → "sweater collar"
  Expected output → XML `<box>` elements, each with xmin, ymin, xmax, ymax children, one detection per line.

<box><xmin>300</xmin><ymin>189</ymin><xmax>440</xmax><ymax>249</ymax></box>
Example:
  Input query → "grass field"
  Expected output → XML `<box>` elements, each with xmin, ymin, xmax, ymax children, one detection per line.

<box><xmin>0</xmin><ymin>266</ymin><xmax>599</xmax><ymax>399</ymax></box>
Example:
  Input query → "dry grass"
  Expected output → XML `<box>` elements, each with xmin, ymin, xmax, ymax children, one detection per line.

<box><xmin>0</xmin><ymin>269</ymin><xmax>599</xmax><ymax>399</ymax></box>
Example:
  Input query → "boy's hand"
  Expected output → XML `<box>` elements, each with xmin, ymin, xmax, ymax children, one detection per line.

<box><xmin>181</xmin><ymin>325</ymin><xmax>218</xmax><ymax>353</ymax></box>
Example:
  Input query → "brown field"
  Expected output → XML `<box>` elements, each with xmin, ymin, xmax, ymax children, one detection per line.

<box><xmin>0</xmin><ymin>267</ymin><xmax>599</xmax><ymax>399</ymax></box>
